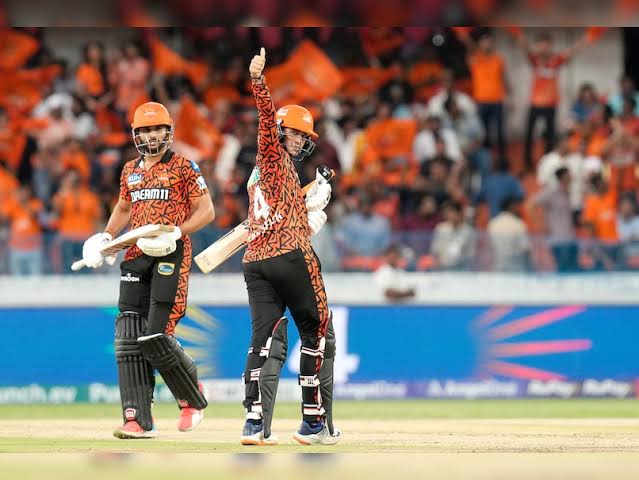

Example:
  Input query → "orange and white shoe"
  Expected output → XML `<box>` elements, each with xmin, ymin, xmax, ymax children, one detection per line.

<box><xmin>113</xmin><ymin>420</ymin><xmax>157</xmax><ymax>439</ymax></box>
<box><xmin>177</xmin><ymin>382</ymin><xmax>207</xmax><ymax>432</ymax></box>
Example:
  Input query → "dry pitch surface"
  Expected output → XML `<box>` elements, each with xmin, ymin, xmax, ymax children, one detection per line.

<box><xmin>1</xmin><ymin>400</ymin><xmax>639</xmax><ymax>479</ymax></box>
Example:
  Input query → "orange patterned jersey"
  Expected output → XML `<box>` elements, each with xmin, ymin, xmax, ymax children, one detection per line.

<box><xmin>243</xmin><ymin>78</ymin><xmax>311</xmax><ymax>263</ymax></box>
<box><xmin>119</xmin><ymin>149</ymin><xmax>209</xmax><ymax>260</ymax></box>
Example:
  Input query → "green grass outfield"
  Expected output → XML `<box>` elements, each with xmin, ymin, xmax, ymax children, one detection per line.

<box><xmin>1</xmin><ymin>399</ymin><xmax>639</xmax><ymax>420</ymax></box>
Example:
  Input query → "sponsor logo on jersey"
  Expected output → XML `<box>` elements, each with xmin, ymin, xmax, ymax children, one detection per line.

<box><xmin>127</xmin><ymin>173</ymin><xmax>144</xmax><ymax>185</ymax></box>
<box><xmin>120</xmin><ymin>272</ymin><xmax>140</xmax><ymax>283</ymax></box>
<box><xmin>158</xmin><ymin>262</ymin><xmax>175</xmax><ymax>275</ymax></box>
<box><xmin>247</xmin><ymin>167</ymin><xmax>260</xmax><ymax>187</ymax></box>
<box><xmin>131</xmin><ymin>188</ymin><xmax>170</xmax><ymax>202</ymax></box>
<box><xmin>196</xmin><ymin>176</ymin><xmax>207</xmax><ymax>190</ymax></box>
<box><xmin>190</xmin><ymin>160</ymin><xmax>201</xmax><ymax>172</ymax></box>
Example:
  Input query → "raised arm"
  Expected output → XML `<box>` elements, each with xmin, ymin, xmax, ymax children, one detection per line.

<box><xmin>249</xmin><ymin>48</ymin><xmax>281</xmax><ymax>160</ymax></box>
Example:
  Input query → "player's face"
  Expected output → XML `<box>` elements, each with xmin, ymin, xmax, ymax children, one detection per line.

<box><xmin>282</xmin><ymin>127</ymin><xmax>308</xmax><ymax>155</ymax></box>
<box><xmin>136</xmin><ymin>125</ymin><xmax>170</xmax><ymax>155</ymax></box>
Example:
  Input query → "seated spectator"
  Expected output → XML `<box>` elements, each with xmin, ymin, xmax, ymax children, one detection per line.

<box><xmin>608</xmin><ymin>74</ymin><xmax>639</xmax><ymax>116</ymax></box>
<box><xmin>413</xmin><ymin>114</ymin><xmax>462</xmax><ymax>164</ymax></box>
<box><xmin>528</xmin><ymin>167</ymin><xmax>578</xmax><ymax>272</ymax></box>
<box><xmin>373</xmin><ymin>244</ymin><xmax>416</xmax><ymax>302</ymax></box>
<box><xmin>571</xmin><ymin>83</ymin><xmax>600</xmax><ymax>126</ymax></box>
<box><xmin>430</xmin><ymin>201</ymin><xmax>475</xmax><ymax>270</ymax></box>
<box><xmin>488</xmin><ymin>196</ymin><xmax>530</xmax><ymax>272</ymax></box>
<box><xmin>0</xmin><ymin>185</ymin><xmax>44</xmax><ymax>275</ymax></box>
<box><xmin>428</xmin><ymin>69</ymin><xmax>477</xmax><ymax>120</ymax></box>
<box><xmin>335</xmin><ymin>193</ymin><xmax>391</xmax><ymax>260</ymax></box>
<box><xmin>617</xmin><ymin>192</ymin><xmax>639</xmax><ymax>267</ymax></box>
<box><xmin>476</xmin><ymin>157</ymin><xmax>524</xmax><ymax>218</ymax></box>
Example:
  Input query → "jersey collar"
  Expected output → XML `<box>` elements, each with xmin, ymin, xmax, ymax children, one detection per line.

<box><xmin>137</xmin><ymin>149</ymin><xmax>173</xmax><ymax>169</ymax></box>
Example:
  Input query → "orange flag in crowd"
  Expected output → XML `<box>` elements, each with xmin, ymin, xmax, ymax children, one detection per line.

<box><xmin>264</xmin><ymin>40</ymin><xmax>343</xmax><ymax>106</ymax></box>
<box><xmin>340</xmin><ymin>65</ymin><xmax>401</xmax><ymax>98</ymax></box>
<box><xmin>0</xmin><ymin>29</ymin><xmax>39</xmax><ymax>70</ymax></box>
<box><xmin>365</xmin><ymin>119</ymin><xmax>417</xmax><ymax>158</ymax></box>
<box><xmin>149</xmin><ymin>36</ymin><xmax>209</xmax><ymax>88</ymax></box>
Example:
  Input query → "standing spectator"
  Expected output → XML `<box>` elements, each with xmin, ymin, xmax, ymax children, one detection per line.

<box><xmin>528</xmin><ymin>167</ymin><xmax>578</xmax><ymax>272</ymax></box>
<box><xmin>373</xmin><ymin>244</ymin><xmax>416</xmax><ymax>302</ymax></box>
<box><xmin>0</xmin><ymin>186</ymin><xmax>45</xmax><ymax>275</ymax></box>
<box><xmin>52</xmin><ymin>170</ymin><xmax>102</xmax><ymax>273</ymax></box>
<box><xmin>462</xmin><ymin>29</ymin><xmax>508</xmax><ymax>157</ymax></box>
<box><xmin>537</xmin><ymin>133</ymin><xmax>587</xmax><ymax>215</ymax></box>
<box><xmin>476</xmin><ymin>157</ymin><xmax>525</xmax><ymax>219</ymax></box>
<box><xmin>515</xmin><ymin>31</ymin><xmax>589</xmax><ymax>170</ymax></box>
<box><xmin>608</xmin><ymin>74</ymin><xmax>639</xmax><ymax>116</ymax></box>
<box><xmin>113</xmin><ymin>41</ymin><xmax>150</xmax><ymax>118</ymax></box>
<box><xmin>582</xmin><ymin>173</ymin><xmax>619</xmax><ymax>268</ymax></box>
<box><xmin>431</xmin><ymin>201</ymin><xmax>475</xmax><ymax>270</ymax></box>
<box><xmin>488</xmin><ymin>196</ymin><xmax>530</xmax><ymax>272</ymax></box>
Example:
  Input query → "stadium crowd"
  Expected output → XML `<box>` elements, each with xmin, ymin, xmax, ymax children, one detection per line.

<box><xmin>1</xmin><ymin>26</ymin><xmax>639</xmax><ymax>275</ymax></box>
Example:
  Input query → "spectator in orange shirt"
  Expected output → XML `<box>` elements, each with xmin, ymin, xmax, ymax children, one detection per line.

<box><xmin>582</xmin><ymin>173</ymin><xmax>620</xmax><ymax>270</ymax></box>
<box><xmin>113</xmin><ymin>41</ymin><xmax>150</xmax><ymax>116</ymax></box>
<box><xmin>76</xmin><ymin>42</ymin><xmax>109</xmax><ymax>106</ymax></box>
<box><xmin>52</xmin><ymin>170</ymin><xmax>103</xmax><ymax>273</ymax></box>
<box><xmin>463</xmin><ymin>29</ymin><xmax>508</xmax><ymax>157</ymax></box>
<box><xmin>0</xmin><ymin>185</ymin><xmax>45</xmax><ymax>275</ymax></box>
<box><xmin>516</xmin><ymin>31</ymin><xmax>589</xmax><ymax>170</ymax></box>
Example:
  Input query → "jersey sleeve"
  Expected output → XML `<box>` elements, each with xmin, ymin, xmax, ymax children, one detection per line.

<box><xmin>252</xmin><ymin>77</ymin><xmax>284</xmax><ymax>164</ymax></box>
<box><xmin>183</xmin><ymin>159</ymin><xmax>209</xmax><ymax>200</ymax></box>
<box><xmin>119</xmin><ymin>164</ymin><xmax>132</xmax><ymax>202</ymax></box>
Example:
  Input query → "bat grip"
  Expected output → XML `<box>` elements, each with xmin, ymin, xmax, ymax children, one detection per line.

<box><xmin>71</xmin><ymin>259</ymin><xmax>86</xmax><ymax>271</ymax></box>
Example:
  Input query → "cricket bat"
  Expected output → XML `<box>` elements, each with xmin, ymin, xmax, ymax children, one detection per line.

<box><xmin>71</xmin><ymin>224</ymin><xmax>176</xmax><ymax>271</ymax></box>
<box><xmin>194</xmin><ymin>165</ymin><xmax>334</xmax><ymax>274</ymax></box>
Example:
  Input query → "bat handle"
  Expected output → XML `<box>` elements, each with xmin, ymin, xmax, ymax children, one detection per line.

<box><xmin>71</xmin><ymin>259</ymin><xmax>86</xmax><ymax>271</ymax></box>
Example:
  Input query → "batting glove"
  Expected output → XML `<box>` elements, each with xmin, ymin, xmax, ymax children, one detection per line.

<box><xmin>136</xmin><ymin>226</ymin><xmax>182</xmax><ymax>257</ymax></box>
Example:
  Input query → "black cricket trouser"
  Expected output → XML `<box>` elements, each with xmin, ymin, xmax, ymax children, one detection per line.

<box><xmin>525</xmin><ymin>106</ymin><xmax>557</xmax><ymax>168</ymax></box>
<box><xmin>118</xmin><ymin>239</ymin><xmax>190</xmax><ymax>335</ymax></box>
<box><xmin>242</xmin><ymin>246</ymin><xmax>330</xmax><ymax>422</ymax></box>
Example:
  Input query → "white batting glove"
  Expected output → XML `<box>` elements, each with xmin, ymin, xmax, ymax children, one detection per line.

<box><xmin>136</xmin><ymin>226</ymin><xmax>182</xmax><ymax>257</ymax></box>
<box><xmin>308</xmin><ymin>210</ymin><xmax>327</xmax><ymax>236</ymax></box>
<box><xmin>82</xmin><ymin>232</ymin><xmax>113</xmax><ymax>268</ymax></box>
<box><xmin>306</xmin><ymin>169</ymin><xmax>332</xmax><ymax>212</ymax></box>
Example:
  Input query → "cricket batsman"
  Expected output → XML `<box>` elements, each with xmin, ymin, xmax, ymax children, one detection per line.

<box><xmin>79</xmin><ymin>101</ymin><xmax>215</xmax><ymax>438</ymax></box>
<box><xmin>239</xmin><ymin>48</ymin><xmax>340</xmax><ymax>446</ymax></box>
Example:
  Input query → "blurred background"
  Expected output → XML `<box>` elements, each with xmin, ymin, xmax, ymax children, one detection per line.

<box><xmin>1</xmin><ymin>26</ymin><xmax>639</xmax><ymax>404</ymax></box>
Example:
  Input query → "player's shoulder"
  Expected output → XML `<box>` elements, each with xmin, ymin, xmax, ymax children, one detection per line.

<box><xmin>170</xmin><ymin>151</ymin><xmax>201</xmax><ymax>172</ymax></box>
<box><xmin>121</xmin><ymin>156</ymin><xmax>141</xmax><ymax>173</ymax></box>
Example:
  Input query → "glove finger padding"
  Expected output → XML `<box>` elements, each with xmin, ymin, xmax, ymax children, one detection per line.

<box><xmin>305</xmin><ymin>183</ymin><xmax>332</xmax><ymax>212</ymax></box>
<box><xmin>308</xmin><ymin>210</ymin><xmax>327</xmax><ymax>236</ymax></box>
<box><xmin>137</xmin><ymin>234</ymin><xmax>177</xmax><ymax>257</ymax></box>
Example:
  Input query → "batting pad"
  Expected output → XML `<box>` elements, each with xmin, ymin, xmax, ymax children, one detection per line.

<box><xmin>115</xmin><ymin>312</ymin><xmax>155</xmax><ymax>430</ymax></box>
<box><xmin>138</xmin><ymin>333</ymin><xmax>208</xmax><ymax>410</ymax></box>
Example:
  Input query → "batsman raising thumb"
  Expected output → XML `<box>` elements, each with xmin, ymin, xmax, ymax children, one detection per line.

<box><xmin>249</xmin><ymin>47</ymin><xmax>266</xmax><ymax>79</ymax></box>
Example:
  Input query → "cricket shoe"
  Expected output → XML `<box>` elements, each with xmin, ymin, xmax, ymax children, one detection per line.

<box><xmin>292</xmin><ymin>420</ymin><xmax>342</xmax><ymax>445</ymax></box>
<box><xmin>240</xmin><ymin>419</ymin><xmax>278</xmax><ymax>446</ymax></box>
<box><xmin>177</xmin><ymin>382</ymin><xmax>207</xmax><ymax>432</ymax></box>
<box><xmin>113</xmin><ymin>420</ymin><xmax>157</xmax><ymax>439</ymax></box>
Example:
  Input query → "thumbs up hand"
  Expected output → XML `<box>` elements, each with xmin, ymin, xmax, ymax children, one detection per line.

<box><xmin>249</xmin><ymin>47</ymin><xmax>266</xmax><ymax>79</ymax></box>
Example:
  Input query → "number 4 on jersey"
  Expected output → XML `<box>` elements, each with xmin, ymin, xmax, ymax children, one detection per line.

<box><xmin>253</xmin><ymin>185</ymin><xmax>270</xmax><ymax>221</ymax></box>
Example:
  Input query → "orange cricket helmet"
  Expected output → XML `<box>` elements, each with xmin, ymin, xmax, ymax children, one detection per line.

<box><xmin>131</xmin><ymin>102</ymin><xmax>174</xmax><ymax>155</ymax></box>
<box><xmin>276</xmin><ymin>104</ymin><xmax>318</xmax><ymax>161</ymax></box>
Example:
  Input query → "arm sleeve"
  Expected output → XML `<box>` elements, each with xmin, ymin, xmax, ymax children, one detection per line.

<box><xmin>182</xmin><ymin>159</ymin><xmax>209</xmax><ymax>200</ymax></box>
<box><xmin>252</xmin><ymin>77</ymin><xmax>283</xmax><ymax>164</ymax></box>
